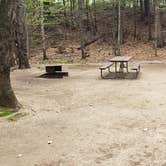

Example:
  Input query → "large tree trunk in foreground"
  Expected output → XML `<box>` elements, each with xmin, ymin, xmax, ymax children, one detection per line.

<box><xmin>0</xmin><ymin>0</ymin><xmax>19</xmax><ymax>109</ymax></box>
<box><xmin>15</xmin><ymin>0</ymin><xmax>30</xmax><ymax>69</ymax></box>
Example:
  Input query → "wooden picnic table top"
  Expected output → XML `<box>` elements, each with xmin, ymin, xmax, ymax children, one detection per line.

<box><xmin>109</xmin><ymin>56</ymin><xmax>133</xmax><ymax>62</ymax></box>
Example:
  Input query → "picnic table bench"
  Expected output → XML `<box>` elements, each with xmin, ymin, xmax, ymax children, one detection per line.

<box><xmin>99</xmin><ymin>62</ymin><xmax>114</xmax><ymax>78</ymax></box>
<box><xmin>131</xmin><ymin>63</ymin><xmax>140</xmax><ymax>72</ymax></box>
<box><xmin>131</xmin><ymin>63</ymin><xmax>140</xmax><ymax>78</ymax></box>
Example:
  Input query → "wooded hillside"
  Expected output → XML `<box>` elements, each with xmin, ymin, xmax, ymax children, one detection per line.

<box><xmin>25</xmin><ymin>0</ymin><xmax>166</xmax><ymax>61</ymax></box>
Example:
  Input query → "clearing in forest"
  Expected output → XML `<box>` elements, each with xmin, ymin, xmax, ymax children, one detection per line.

<box><xmin>1</xmin><ymin>63</ymin><xmax>166</xmax><ymax>166</ymax></box>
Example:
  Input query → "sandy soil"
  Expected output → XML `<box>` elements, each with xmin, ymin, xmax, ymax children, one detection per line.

<box><xmin>1</xmin><ymin>63</ymin><xmax>166</xmax><ymax>166</ymax></box>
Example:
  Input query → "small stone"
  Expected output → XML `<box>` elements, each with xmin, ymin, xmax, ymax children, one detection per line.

<box><xmin>143</xmin><ymin>128</ymin><xmax>148</xmax><ymax>132</ymax></box>
<box><xmin>17</xmin><ymin>154</ymin><xmax>23</xmax><ymax>158</ymax></box>
<box><xmin>48</xmin><ymin>140</ymin><xmax>53</xmax><ymax>144</ymax></box>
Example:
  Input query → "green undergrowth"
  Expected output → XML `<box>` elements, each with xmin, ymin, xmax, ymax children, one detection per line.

<box><xmin>7</xmin><ymin>112</ymin><xmax>29</xmax><ymax>122</ymax></box>
<box><xmin>0</xmin><ymin>108</ymin><xmax>15</xmax><ymax>117</ymax></box>
<box><xmin>0</xmin><ymin>107</ymin><xmax>29</xmax><ymax>121</ymax></box>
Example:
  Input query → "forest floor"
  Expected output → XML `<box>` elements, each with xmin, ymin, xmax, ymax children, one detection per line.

<box><xmin>31</xmin><ymin>41</ymin><xmax>166</xmax><ymax>64</ymax></box>
<box><xmin>1</xmin><ymin>63</ymin><xmax>166</xmax><ymax>166</ymax></box>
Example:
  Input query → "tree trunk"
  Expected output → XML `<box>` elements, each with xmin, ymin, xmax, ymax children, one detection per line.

<box><xmin>15</xmin><ymin>0</ymin><xmax>30</xmax><ymax>69</ymax></box>
<box><xmin>70</xmin><ymin>0</ymin><xmax>73</xmax><ymax>14</ymax></box>
<box><xmin>0</xmin><ymin>0</ymin><xmax>19</xmax><ymax>109</ymax></box>
<box><xmin>147</xmin><ymin>0</ymin><xmax>152</xmax><ymax>40</ymax></box>
<box><xmin>140</xmin><ymin>0</ymin><xmax>143</xmax><ymax>12</ymax></box>
<box><xmin>85</xmin><ymin>0</ymin><xmax>90</xmax><ymax>31</ymax></box>
<box><xmin>144</xmin><ymin>0</ymin><xmax>149</xmax><ymax>16</ymax></box>
<box><xmin>40</xmin><ymin>1</ymin><xmax>48</xmax><ymax>60</ymax></box>
<box><xmin>154</xmin><ymin>1</ymin><xmax>158</xmax><ymax>56</ymax></box>
<box><xmin>133</xmin><ymin>0</ymin><xmax>137</xmax><ymax>40</ymax></box>
<box><xmin>63</xmin><ymin>0</ymin><xmax>67</xmax><ymax>39</ymax></box>
<box><xmin>78</xmin><ymin>0</ymin><xmax>86</xmax><ymax>59</ymax></box>
<box><xmin>63</xmin><ymin>0</ymin><xmax>67</xmax><ymax>18</ymax></box>
<box><xmin>92</xmin><ymin>0</ymin><xmax>97</xmax><ymax>35</ymax></box>
<box><xmin>117</xmin><ymin>0</ymin><xmax>121</xmax><ymax>56</ymax></box>
<box><xmin>154</xmin><ymin>0</ymin><xmax>164</xmax><ymax>52</ymax></box>
<box><xmin>140</xmin><ymin>0</ymin><xmax>144</xmax><ymax>20</ymax></box>
<box><xmin>112</xmin><ymin>0</ymin><xmax>118</xmax><ymax>56</ymax></box>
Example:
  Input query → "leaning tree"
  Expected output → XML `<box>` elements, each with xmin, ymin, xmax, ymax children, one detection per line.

<box><xmin>0</xmin><ymin>0</ymin><xmax>19</xmax><ymax>109</ymax></box>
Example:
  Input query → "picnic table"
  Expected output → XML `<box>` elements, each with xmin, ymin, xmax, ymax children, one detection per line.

<box><xmin>109</xmin><ymin>56</ymin><xmax>132</xmax><ymax>73</ymax></box>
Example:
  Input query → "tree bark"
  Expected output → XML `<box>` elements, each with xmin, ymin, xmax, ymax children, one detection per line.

<box><xmin>133</xmin><ymin>0</ymin><xmax>137</xmax><ymax>40</ymax></box>
<box><xmin>0</xmin><ymin>0</ymin><xmax>19</xmax><ymax>109</ymax></box>
<box><xmin>154</xmin><ymin>0</ymin><xmax>164</xmax><ymax>52</ymax></box>
<box><xmin>92</xmin><ymin>0</ymin><xmax>97</xmax><ymax>35</ymax></box>
<box><xmin>15</xmin><ymin>0</ymin><xmax>30</xmax><ymax>69</ymax></box>
<box><xmin>117</xmin><ymin>0</ymin><xmax>121</xmax><ymax>56</ymax></box>
<box><xmin>140</xmin><ymin>0</ymin><xmax>143</xmax><ymax>12</ymax></box>
<box><xmin>78</xmin><ymin>0</ymin><xmax>86</xmax><ymax>59</ymax></box>
<box><xmin>147</xmin><ymin>0</ymin><xmax>152</xmax><ymax>40</ymax></box>
<box><xmin>144</xmin><ymin>0</ymin><xmax>149</xmax><ymax>16</ymax></box>
<box><xmin>40</xmin><ymin>1</ymin><xmax>48</xmax><ymax>60</ymax></box>
<box><xmin>112</xmin><ymin>0</ymin><xmax>118</xmax><ymax>56</ymax></box>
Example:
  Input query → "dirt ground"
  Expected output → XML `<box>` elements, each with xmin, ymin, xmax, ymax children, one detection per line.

<box><xmin>1</xmin><ymin>63</ymin><xmax>166</xmax><ymax>166</ymax></box>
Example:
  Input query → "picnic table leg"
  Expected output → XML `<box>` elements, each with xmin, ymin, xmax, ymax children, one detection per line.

<box><xmin>115</xmin><ymin>62</ymin><xmax>117</xmax><ymax>73</ymax></box>
<box><xmin>120</xmin><ymin>62</ymin><xmax>125</xmax><ymax>73</ymax></box>
<box><xmin>115</xmin><ymin>62</ymin><xmax>118</xmax><ymax>78</ymax></box>
<box><xmin>100</xmin><ymin>69</ymin><xmax>103</xmax><ymax>78</ymax></box>
<box><xmin>126</xmin><ymin>62</ymin><xmax>128</xmax><ymax>72</ymax></box>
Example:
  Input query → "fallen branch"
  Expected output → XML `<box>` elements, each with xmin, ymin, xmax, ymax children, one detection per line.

<box><xmin>77</xmin><ymin>35</ymin><xmax>103</xmax><ymax>50</ymax></box>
